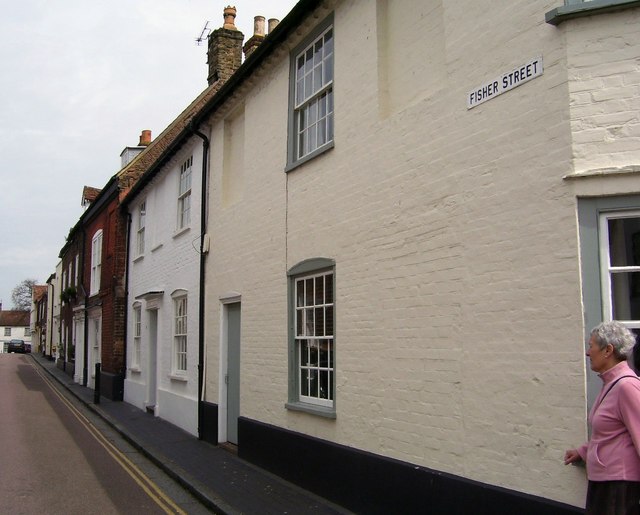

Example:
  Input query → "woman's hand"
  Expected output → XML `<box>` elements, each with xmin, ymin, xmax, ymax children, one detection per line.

<box><xmin>564</xmin><ymin>449</ymin><xmax>582</xmax><ymax>465</ymax></box>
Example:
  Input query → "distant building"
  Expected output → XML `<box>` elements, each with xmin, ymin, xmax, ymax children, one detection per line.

<box><xmin>0</xmin><ymin>308</ymin><xmax>31</xmax><ymax>352</ymax></box>
<box><xmin>30</xmin><ymin>285</ymin><xmax>47</xmax><ymax>353</ymax></box>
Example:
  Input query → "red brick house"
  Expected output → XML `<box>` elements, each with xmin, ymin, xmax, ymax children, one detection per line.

<box><xmin>31</xmin><ymin>285</ymin><xmax>47</xmax><ymax>354</ymax></box>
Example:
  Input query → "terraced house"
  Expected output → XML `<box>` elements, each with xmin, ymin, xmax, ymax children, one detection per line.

<box><xmin>179</xmin><ymin>0</ymin><xmax>639</xmax><ymax>512</ymax></box>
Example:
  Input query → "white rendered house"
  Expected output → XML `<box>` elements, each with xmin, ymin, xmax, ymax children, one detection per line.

<box><xmin>123</xmin><ymin>139</ymin><xmax>204</xmax><ymax>435</ymax></box>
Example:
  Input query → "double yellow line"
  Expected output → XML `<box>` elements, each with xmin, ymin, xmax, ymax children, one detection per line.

<box><xmin>30</xmin><ymin>360</ymin><xmax>186</xmax><ymax>515</ymax></box>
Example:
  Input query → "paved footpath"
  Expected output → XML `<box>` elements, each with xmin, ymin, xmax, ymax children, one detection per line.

<box><xmin>31</xmin><ymin>353</ymin><xmax>352</xmax><ymax>515</ymax></box>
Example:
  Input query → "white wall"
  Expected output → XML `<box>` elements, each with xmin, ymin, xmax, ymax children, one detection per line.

<box><xmin>124</xmin><ymin>140</ymin><xmax>203</xmax><ymax>436</ymax></box>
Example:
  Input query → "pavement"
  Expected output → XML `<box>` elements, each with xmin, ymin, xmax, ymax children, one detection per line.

<box><xmin>30</xmin><ymin>353</ymin><xmax>352</xmax><ymax>515</ymax></box>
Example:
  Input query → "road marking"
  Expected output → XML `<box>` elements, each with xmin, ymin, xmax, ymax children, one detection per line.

<box><xmin>29</xmin><ymin>360</ymin><xmax>187</xmax><ymax>515</ymax></box>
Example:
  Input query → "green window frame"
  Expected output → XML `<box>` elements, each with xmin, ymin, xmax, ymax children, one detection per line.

<box><xmin>286</xmin><ymin>258</ymin><xmax>336</xmax><ymax>418</ymax></box>
<box><xmin>546</xmin><ymin>0</ymin><xmax>640</xmax><ymax>25</ymax></box>
<box><xmin>286</xmin><ymin>15</ymin><xmax>335</xmax><ymax>172</ymax></box>
<box><xmin>578</xmin><ymin>195</ymin><xmax>640</xmax><ymax>410</ymax></box>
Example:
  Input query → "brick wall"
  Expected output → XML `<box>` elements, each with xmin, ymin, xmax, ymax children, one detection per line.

<box><xmin>207</xmin><ymin>27</ymin><xmax>243</xmax><ymax>86</ymax></box>
<box><xmin>566</xmin><ymin>8</ymin><xmax>640</xmax><ymax>172</ymax></box>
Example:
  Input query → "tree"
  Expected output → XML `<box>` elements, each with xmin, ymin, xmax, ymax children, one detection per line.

<box><xmin>11</xmin><ymin>279</ymin><xmax>37</xmax><ymax>311</ymax></box>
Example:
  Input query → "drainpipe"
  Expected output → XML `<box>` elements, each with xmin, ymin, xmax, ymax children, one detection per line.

<box><xmin>122</xmin><ymin>211</ymin><xmax>132</xmax><ymax>394</ymax></box>
<box><xmin>191</xmin><ymin>121</ymin><xmax>210</xmax><ymax>441</ymax></box>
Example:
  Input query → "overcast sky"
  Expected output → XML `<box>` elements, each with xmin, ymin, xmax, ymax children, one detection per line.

<box><xmin>0</xmin><ymin>0</ymin><xmax>297</xmax><ymax>309</ymax></box>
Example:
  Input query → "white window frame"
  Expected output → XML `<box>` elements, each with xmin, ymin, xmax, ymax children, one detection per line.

<box><xmin>287</xmin><ymin>16</ymin><xmax>334</xmax><ymax>170</ymax></box>
<box><xmin>90</xmin><ymin>230</ymin><xmax>103</xmax><ymax>295</ymax></box>
<box><xmin>136</xmin><ymin>201</ymin><xmax>146</xmax><ymax>257</ymax></box>
<box><xmin>172</xmin><ymin>293</ymin><xmax>188</xmax><ymax>376</ymax></box>
<box><xmin>132</xmin><ymin>303</ymin><xmax>142</xmax><ymax>371</ymax></box>
<box><xmin>177</xmin><ymin>157</ymin><xmax>193</xmax><ymax>231</ymax></box>
<box><xmin>4</xmin><ymin>327</ymin><xmax>10</xmax><ymax>337</ymax></box>
<box><xmin>599</xmin><ymin>210</ymin><xmax>640</xmax><ymax>332</ymax></box>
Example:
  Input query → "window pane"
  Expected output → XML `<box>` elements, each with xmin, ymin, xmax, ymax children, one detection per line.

<box><xmin>301</xmin><ymin>373</ymin><xmax>309</xmax><ymax>396</ymax></box>
<box><xmin>305</xmin><ymin>278</ymin><xmax>314</xmax><ymax>305</ymax></box>
<box><xmin>296</xmin><ymin>78</ymin><xmax>304</xmax><ymax>105</ymax></box>
<box><xmin>308</xmin><ymin>99</ymin><xmax>318</xmax><ymax>125</ymax></box>
<box><xmin>611</xmin><ymin>272</ymin><xmax>640</xmax><ymax>321</ymax></box>
<box><xmin>298</xmin><ymin>107</ymin><xmax>307</xmax><ymax>131</ymax></box>
<box><xmin>319</xmin><ymin>339</ymin><xmax>330</xmax><ymax>366</ymax></box>
<box><xmin>314</xmin><ymin>39</ymin><xmax>323</xmax><ymax>66</ymax></box>
<box><xmin>325</xmin><ymin>306</ymin><xmax>334</xmax><ymax>336</ymax></box>
<box><xmin>308</xmin><ymin>125</ymin><xmax>317</xmax><ymax>151</ymax></box>
<box><xmin>305</xmin><ymin>308</ymin><xmax>315</xmax><ymax>337</ymax></box>
<box><xmin>318</xmin><ymin>119</ymin><xmax>327</xmax><ymax>146</ymax></box>
<box><xmin>320</xmin><ymin>371</ymin><xmax>330</xmax><ymax>400</ymax></box>
<box><xmin>313</xmin><ymin>64</ymin><xmax>323</xmax><ymax>92</ymax></box>
<box><xmin>608</xmin><ymin>217</ymin><xmax>640</xmax><ymax>267</ymax></box>
<box><xmin>308</xmin><ymin>369</ymin><xmax>318</xmax><ymax>397</ymax></box>
<box><xmin>304</xmin><ymin>74</ymin><xmax>313</xmax><ymax>100</ymax></box>
<box><xmin>324</xmin><ymin>46</ymin><xmax>334</xmax><ymax>83</ymax></box>
<box><xmin>296</xmin><ymin>309</ymin><xmax>303</xmax><ymax>336</ymax></box>
<box><xmin>315</xmin><ymin>276</ymin><xmax>324</xmax><ymax>304</ymax></box>
<box><xmin>325</xmin><ymin>29</ymin><xmax>333</xmax><ymax>55</ymax></box>
<box><xmin>315</xmin><ymin>307</ymin><xmax>325</xmax><ymax>336</ymax></box>
<box><xmin>300</xmin><ymin>339</ymin><xmax>309</xmax><ymax>364</ymax></box>
<box><xmin>325</xmin><ymin>274</ymin><xmax>333</xmax><ymax>302</ymax></box>
<box><xmin>310</xmin><ymin>341</ymin><xmax>319</xmax><ymax>366</ymax></box>
<box><xmin>305</xmin><ymin>48</ymin><xmax>313</xmax><ymax>72</ymax></box>
<box><xmin>319</xmin><ymin>94</ymin><xmax>327</xmax><ymax>118</ymax></box>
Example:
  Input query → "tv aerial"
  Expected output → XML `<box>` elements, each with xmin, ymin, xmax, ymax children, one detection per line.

<box><xmin>195</xmin><ymin>21</ymin><xmax>211</xmax><ymax>45</ymax></box>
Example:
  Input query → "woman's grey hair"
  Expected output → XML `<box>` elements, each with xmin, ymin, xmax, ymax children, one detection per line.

<box><xmin>590</xmin><ymin>321</ymin><xmax>637</xmax><ymax>360</ymax></box>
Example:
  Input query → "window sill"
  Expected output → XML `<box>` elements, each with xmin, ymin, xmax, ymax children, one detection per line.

<box><xmin>545</xmin><ymin>0</ymin><xmax>640</xmax><ymax>25</ymax></box>
<box><xmin>563</xmin><ymin>164</ymin><xmax>640</xmax><ymax>180</ymax></box>
<box><xmin>133</xmin><ymin>255</ymin><xmax>144</xmax><ymax>263</ymax></box>
<box><xmin>151</xmin><ymin>243</ymin><xmax>163</xmax><ymax>253</ymax></box>
<box><xmin>285</xmin><ymin>141</ymin><xmax>334</xmax><ymax>173</ymax></box>
<box><xmin>169</xmin><ymin>373</ymin><xmax>188</xmax><ymax>382</ymax></box>
<box><xmin>173</xmin><ymin>226</ymin><xmax>190</xmax><ymax>239</ymax></box>
<box><xmin>130</xmin><ymin>367</ymin><xmax>141</xmax><ymax>374</ymax></box>
<box><xmin>285</xmin><ymin>401</ymin><xmax>336</xmax><ymax>419</ymax></box>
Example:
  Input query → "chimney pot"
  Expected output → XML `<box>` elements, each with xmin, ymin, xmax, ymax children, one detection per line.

<box><xmin>223</xmin><ymin>5</ymin><xmax>238</xmax><ymax>30</ymax></box>
<box><xmin>253</xmin><ymin>16</ymin><xmax>266</xmax><ymax>37</ymax></box>
<box><xmin>139</xmin><ymin>130</ymin><xmax>152</xmax><ymax>146</ymax></box>
<box><xmin>268</xmin><ymin>18</ymin><xmax>280</xmax><ymax>34</ymax></box>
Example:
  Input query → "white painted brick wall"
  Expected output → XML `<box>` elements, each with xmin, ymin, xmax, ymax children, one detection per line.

<box><xmin>201</xmin><ymin>0</ymin><xmax>640</xmax><ymax>507</ymax></box>
<box><xmin>124</xmin><ymin>140</ymin><xmax>203</xmax><ymax>436</ymax></box>
<box><xmin>567</xmin><ymin>8</ymin><xmax>640</xmax><ymax>172</ymax></box>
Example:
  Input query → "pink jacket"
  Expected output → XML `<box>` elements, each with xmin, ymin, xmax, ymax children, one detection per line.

<box><xmin>578</xmin><ymin>361</ymin><xmax>640</xmax><ymax>481</ymax></box>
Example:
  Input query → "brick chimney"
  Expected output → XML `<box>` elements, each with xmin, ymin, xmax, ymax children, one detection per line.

<box><xmin>138</xmin><ymin>129</ymin><xmax>151</xmax><ymax>146</ymax></box>
<box><xmin>207</xmin><ymin>6</ymin><xmax>244</xmax><ymax>86</ymax></box>
<box><xmin>243</xmin><ymin>16</ymin><xmax>265</xmax><ymax>59</ymax></box>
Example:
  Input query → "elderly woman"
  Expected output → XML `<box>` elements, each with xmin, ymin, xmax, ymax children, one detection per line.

<box><xmin>565</xmin><ymin>321</ymin><xmax>640</xmax><ymax>515</ymax></box>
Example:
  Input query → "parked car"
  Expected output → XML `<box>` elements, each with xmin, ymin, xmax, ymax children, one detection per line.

<box><xmin>7</xmin><ymin>339</ymin><xmax>26</xmax><ymax>353</ymax></box>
